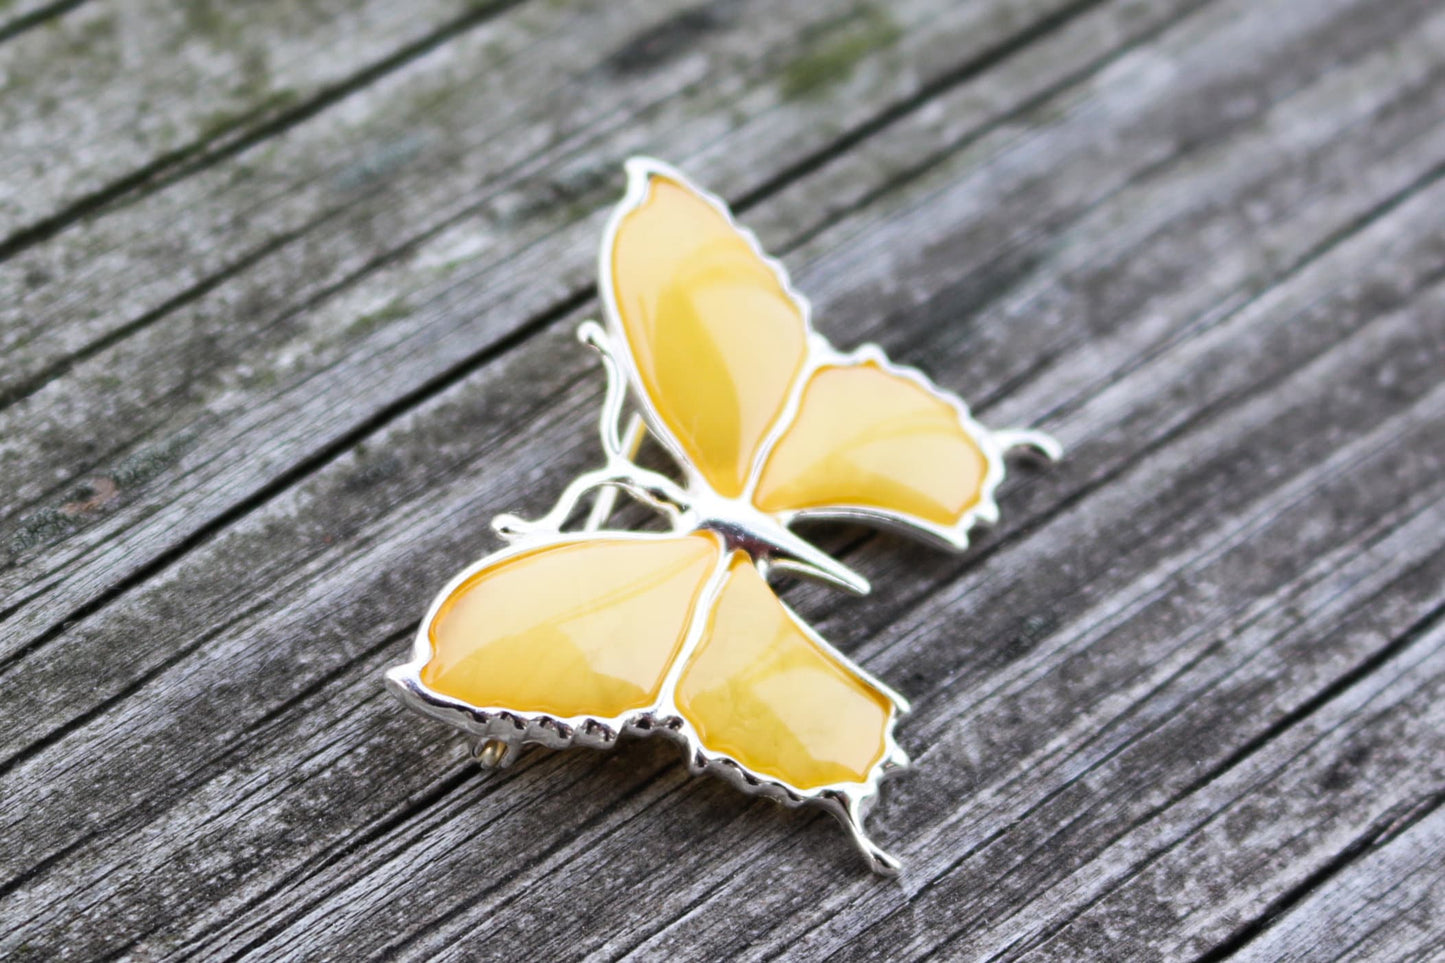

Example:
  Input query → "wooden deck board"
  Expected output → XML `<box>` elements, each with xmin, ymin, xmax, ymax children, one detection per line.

<box><xmin>1</xmin><ymin>0</ymin><xmax>1442</xmax><ymax>959</ymax></box>
<box><xmin>1233</xmin><ymin>797</ymin><xmax>1445</xmax><ymax>963</ymax></box>
<box><xmin>0</xmin><ymin>0</ymin><xmax>521</xmax><ymax>239</ymax></box>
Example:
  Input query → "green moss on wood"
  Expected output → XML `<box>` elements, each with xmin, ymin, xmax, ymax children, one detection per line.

<box><xmin>347</xmin><ymin>298</ymin><xmax>411</xmax><ymax>339</ymax></box>
<box><xmin>6</xmin><ymin>432</ymin><xmax>198</xmax><ymax>557</ymax></box>
<box><xmin>183</xmin><ymin>0</ymin><xmax>230</xmax><ymax>40</ymax></box>
<box><xmin>109</xmin><ymin>432</ymin><xmax>196</xmax><ymax>489</ymax></box>
<box><xmin>782</xmin><ymin>7</ymin><xmax>900</xmax><ymax>100</ymax></box>
<box><xmin>196</xmin><ymin>88</ymin><xmax>299</xmax><ymax>142</ymax></box>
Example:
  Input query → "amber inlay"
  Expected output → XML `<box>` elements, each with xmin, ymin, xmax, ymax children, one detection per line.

<box><xmin>422</xmin><ymin>535</ymin><xmax>720</xmax><ymax>718</ymax></box>
<box><xmin>753</xmin><ymin>362</ymin><xmax>990</xmax><ymax>526</ymax></box>
<box><xmin>610</xmin><ymin>175</ymin><xmax>807</xmax><ymax>497</ymax></box>
<box><xmin>676</xmin><ymin>554</ymin><xmax>893</xmax><ymax>790</ymax></box>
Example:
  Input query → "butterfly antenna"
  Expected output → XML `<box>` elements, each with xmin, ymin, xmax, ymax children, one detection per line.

<box><xmin>494</xmin><ymin>326</ymin><xmax>689</xmax><ymax>539</ymax></box>
<box><xmin>577</xmin><ymin>320</ymin><xmax>627</xmax><ymax>459</ymax></box>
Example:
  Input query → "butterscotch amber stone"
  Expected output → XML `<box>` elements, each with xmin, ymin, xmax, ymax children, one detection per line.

<box><xmin>753</xmin><ymin>362</ymin><xmax>989</xmax><ymax>526</ymax></box>
<box><xmin>610</xmin><ymin>175</ymin><xmax>807</xmax><ymax>497</ymax></box>
<box><xmin>676</xmin><ymin>555</ymin><xmax>892</xmax><ymax>790</ymax></box>
<box><xmin>422</xmin><ymin>534</ymin><xmax>721</xmax><ymax>719</ymax></box>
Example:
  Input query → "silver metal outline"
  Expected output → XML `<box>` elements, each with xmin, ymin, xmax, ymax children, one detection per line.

<box><xmin>386</xmin><ymin>157</ymin><xmax>1060</xmax><ymax>876</ymax></box>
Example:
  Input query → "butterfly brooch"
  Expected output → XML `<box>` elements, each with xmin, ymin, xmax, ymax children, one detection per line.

<box><xmin>386</xmin><ymin>158</ymin><xmax>1058</xmax><ymax>874</ymax></box>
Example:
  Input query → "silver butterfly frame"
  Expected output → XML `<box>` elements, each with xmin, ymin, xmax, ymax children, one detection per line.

<box><xmin>386</xmin><ymin>157</ymin><xmax>1058</xmax><ymax>875</ymax></box>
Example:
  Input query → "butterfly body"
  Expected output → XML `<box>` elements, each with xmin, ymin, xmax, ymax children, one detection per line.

<box><xmin>386</xmin><ymin>158</ymin><xmax>1057</xmax><ymax>874</ymax></box>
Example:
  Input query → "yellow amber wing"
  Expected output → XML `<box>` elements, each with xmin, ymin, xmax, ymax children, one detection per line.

<box><xmin>676</xmin><ymin>552</ymin><xmax>906</xmax><ymax>793</ymax></box>
<box><xmin>602</xmin><ymin>160</ymin><xmax>809</xmax><ymax>498</ymax></box>
<box><xmin>751</xmin><ymin>352</ymin><xmax>1004</xmax><ymax>549</ymax></box>
<box><xmin>413</xmin><ymin>533</ymin><xmax>722</xmax><ymax>721</ymax></box>
<box><xmin>601</xmin><ymin>162</ymin><xmax>1005</xmax><ymax>550</ymax></box>
<box><xmin>404</xmin><ymin>533</ymin><xmax>904</xmax><ymax>793</ymax></box>
<box><xmin>388</xmin><ymin>536</ymin><xmax>907</xmax><ymax>869</ymax></box>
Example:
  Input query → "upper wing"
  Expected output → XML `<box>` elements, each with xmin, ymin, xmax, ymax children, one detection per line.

<box><xmin>750</xmin><ymin>347</ymin><xmax>1007</xmax><ymax>550</ymax></box>
<box><xmin>600</xmin><ymin>160</ymin><xmax>1011</xmax><ymax>552</ymax></box>
<box><xmin>601</xmin><ymin>159</ymin><xmax>809</xmax><ymax>498</ymax></box>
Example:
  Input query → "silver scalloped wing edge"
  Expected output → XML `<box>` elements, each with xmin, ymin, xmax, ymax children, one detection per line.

<box><xmin>385</xmin><ymin>657</ymin><xmax>909</xmax><ymax>804</ymax></box>
<box><xmin>383</xmin><ymin>654</ymin><xmax>911</xmax><ymax>872</ymax></box>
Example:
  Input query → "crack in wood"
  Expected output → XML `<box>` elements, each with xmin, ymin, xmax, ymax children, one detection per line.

<box><xmin>1193</xmin><ymin>786</ymin><xmax>1445</xmax><ymax>962</ymax></box>
<box><xmin>0</xmin><ymin>0</ymin><xmax>89</xmax><ymax>47</ymax></box>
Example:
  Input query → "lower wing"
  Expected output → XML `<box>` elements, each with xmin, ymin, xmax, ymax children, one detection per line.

<box><xmin>386</xmin><ymin>531</ymin><xmax>909</xmax><ymax>872</ymax></box>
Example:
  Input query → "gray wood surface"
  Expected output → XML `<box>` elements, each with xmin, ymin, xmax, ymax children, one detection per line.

<box><xmin>2</xmin><ymin>0</ymin><xmax>1442</xmax><ymax>959</ymax></box>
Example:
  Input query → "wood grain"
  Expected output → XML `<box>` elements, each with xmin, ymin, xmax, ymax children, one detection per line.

<box><xmin>1</xmin><ymin>0</ymin><xmax>1442</xmax><ymax>958</ymax></box>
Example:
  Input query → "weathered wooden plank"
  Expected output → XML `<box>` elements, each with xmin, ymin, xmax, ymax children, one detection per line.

<box><xmin>0</xmin><ymin>0</ymin><xmax>862</xmax><ymax>403</ymax></box>
<box><xmin>0</xmin><ymin>0</ymin><xmax>1133</xmax><ymax>638</ymax></box>
<box><xmin>1231</xmin><ymin>795</ymin><xmax>1445</xmax><ymax>962</ymax></box>
<box><xmin>2</xmin><ymin>0</ymin><xmax>1443</xmax><ymax>956</ymax></box>
<box><xmin>1000</xmin><ymin>605</ymin><xmax>1445</xmax><ymax>962</ymax></box>
<box><xmin>0</xmin><ymin>0</ymin><xmax>513</xmax><ymax>239</ymax></box>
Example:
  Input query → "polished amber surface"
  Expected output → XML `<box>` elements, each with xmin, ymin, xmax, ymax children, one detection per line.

<box><xmin>422</xmin><ymin>534</ymin><xmax>721</xmax><ymax>718</ymax></box>
<box><xmin>610</xmin><ymin>175</ymin><xmax>807</xmax><ymax>497</ymax></box>
<box><xmin>753</xmin><ymin>362</ymin><xmax>989</xmax><ymax>526</ymax></box>
<box><xmin>676</xmin><ymin>554</ymin><xmax>892</xmax><ymax>789</ymax></box>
